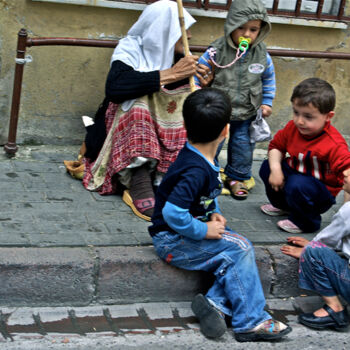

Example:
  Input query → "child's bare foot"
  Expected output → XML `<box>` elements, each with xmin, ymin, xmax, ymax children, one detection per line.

<box><xmin>281</xmin><ymin>245</ymin><xmax>303</xmax><ymax>259</ymax></box>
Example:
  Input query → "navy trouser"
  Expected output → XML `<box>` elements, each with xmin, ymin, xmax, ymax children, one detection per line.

<box><xmin>259</xmin><ymin>159</ymin><xmax>335</xmax><ymax>232</ymax></box>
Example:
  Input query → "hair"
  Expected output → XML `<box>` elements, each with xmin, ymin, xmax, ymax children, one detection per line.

<box><xmin>290</xmin><ymin>78</ymin><xmax>336</xmax><ymax>114</ymax></box>
<box><xmin>182</xmin><ymin>88</ymin><xmax>232</xmax><ymax>144</ymax></box>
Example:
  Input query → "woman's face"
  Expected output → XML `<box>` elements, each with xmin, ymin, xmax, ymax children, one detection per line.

<box><xmin>174</xmin><ymin>30</ymin><xmax>192</xmax><ymax>54</ymax></box>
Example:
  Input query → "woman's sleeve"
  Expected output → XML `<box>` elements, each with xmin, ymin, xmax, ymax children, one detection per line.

<box><xmin>105</xmin><ymin>60</ymin><xmax>160</xmax><ymax>103</ymax></box>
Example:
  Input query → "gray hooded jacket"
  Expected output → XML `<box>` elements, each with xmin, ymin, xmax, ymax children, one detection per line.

<box><xmin>211</xmin><ymin>0</ymin><xmax>272</xmax><ymax>121</ymax></box>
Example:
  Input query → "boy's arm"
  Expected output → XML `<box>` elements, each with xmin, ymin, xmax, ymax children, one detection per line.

<box><xmin>162</xmin><ymin>202</ymin><xmax>224</xmax><ymax>240</ymax></box>
<box><xmin>162</xmin><ymin>201</ymin><xmax>207</xmax><ymax>240</ymax></box>
<box><xmin>268</xmin><ymin>148</ymin><xmax>285</xmax><ymax>191</ymax></box>
<box><xmin>261</xmin><ymin>53</ymin><xmax>276</xmax><ymax>116</ymax></box>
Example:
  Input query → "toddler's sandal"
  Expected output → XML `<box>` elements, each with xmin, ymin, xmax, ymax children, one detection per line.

<box><xmin>225</xmin><ymin>178</ymin><xmax>249</xmax><ymax>200</ymax></box>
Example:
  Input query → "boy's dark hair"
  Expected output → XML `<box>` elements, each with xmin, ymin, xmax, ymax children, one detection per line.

<box><xmin>182</xmin><ymin>88</ymin><xmax>231</xmax><ymax>143</ymax></box>
<box><xmin>291</xmin><ymin>78</ymin><xmax>336</xmax><ymax>114</ymax></box>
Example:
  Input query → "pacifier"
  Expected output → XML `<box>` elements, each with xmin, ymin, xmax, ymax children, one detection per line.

<box><xmin>238</xmin><ymin>37</ymin><xmax>251</xmax><ymax>51</ymax></box>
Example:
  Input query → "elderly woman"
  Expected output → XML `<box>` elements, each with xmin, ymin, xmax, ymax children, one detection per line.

<box><xmin>83</xmin><ymin>0</ymin><xmax>212</xmax><ymax>221</ymax></box>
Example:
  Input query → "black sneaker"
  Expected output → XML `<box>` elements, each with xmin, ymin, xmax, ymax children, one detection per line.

<box><xmin>191</xmin><ymin>294</ymin><xmax>227</xmax><ymax>338</ymax></box>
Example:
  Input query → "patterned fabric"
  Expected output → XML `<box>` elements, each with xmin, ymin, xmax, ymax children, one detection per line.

<box><xmin>83</xmin><ymin>86</ymin><xmax>192</xmax><ymax>195</ymax></box>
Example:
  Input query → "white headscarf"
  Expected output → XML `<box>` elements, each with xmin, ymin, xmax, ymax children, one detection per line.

<box><xmin>111</xmin><ymin>0</ymin><xmax>196</xmax><ymax>72</ymax></box>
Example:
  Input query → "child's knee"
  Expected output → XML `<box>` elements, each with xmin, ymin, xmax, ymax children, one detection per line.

<box><xmin>301</xmin><ymin>242</ymin><xmax>328</xmax><ymax>262</ymax></box>
<box><xmin>259</xmin><ymin>159</ymin><xmax>270</xmax><ymax>181</ymax></box>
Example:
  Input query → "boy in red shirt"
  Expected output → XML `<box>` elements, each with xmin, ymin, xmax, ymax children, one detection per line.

<box><xmin>259</xmin><ymin>78</ymin><xmax>350</xmax><ymax>233</ymax></box>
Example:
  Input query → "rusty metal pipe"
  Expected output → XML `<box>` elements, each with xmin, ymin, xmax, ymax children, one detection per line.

<box><xmin>4</xmin><ymin>28</ymin><xmax>28</xmax><ymax>156</ymax></box>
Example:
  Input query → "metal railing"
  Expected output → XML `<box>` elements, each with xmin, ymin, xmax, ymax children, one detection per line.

<box><xmin>127</xmin><ymin>0</ymin><xmax>350</xmax><ymax>22</ymax></box>
<box><xmin>4</xmin><ymin>28</ymin><xmax>350</xmax><ymax>155</ymax></box>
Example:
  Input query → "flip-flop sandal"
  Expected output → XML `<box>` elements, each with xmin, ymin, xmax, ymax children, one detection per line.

<box><xmin>122</xmin><ymin>190</ymin><xmax>154</xmax><ymax>222</ymax></box>
<box><xmin>225</xmin><ymin>179</ymin><xmax>249</xmax><ymax>200</ymax></box>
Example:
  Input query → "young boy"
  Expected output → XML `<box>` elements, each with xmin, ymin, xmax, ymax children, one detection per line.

<box><xmin>259</xmin><ymin>78</ymin><xmax>350</xmax><ymax>234</ymax></box>
<box><xmin>280</xmin><ymin>168</ymin><xmax>350</xmax><ymax>331</ymax></box>
<box><xmin>148</xmin><ymin>88</ymin><xmax>291</xmax><ymax>342</ymax></box>
<box><xmin>195</xmin><ymin>0</ymin><xmax>276</xmax><ymax>200</ymax></box>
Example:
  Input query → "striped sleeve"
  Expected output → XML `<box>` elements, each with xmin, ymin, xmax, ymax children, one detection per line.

<box><xmin>261</xmin><ymin>52</ymin><xmax>276</xmax><ymax>107</ymax></box>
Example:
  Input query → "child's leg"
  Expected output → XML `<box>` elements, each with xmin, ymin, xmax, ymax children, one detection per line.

<box><xmin>298</xmin><ymin>244</ymin><xmax>350</xmax><ymax>329</ymax></box>
<box><xmin>259</xmin><ymin>159</ymin><xmax>290</xmax><ymax>210</ymax></box>
<box><xmin>225</xmin><ymin>119</ymin><xmax>255</xmax><ymax>182</ymax></box>
<box><xmin>284</xmin><ymin>174</ymin><xmax>335</xmax><ymax>232</ymax></box>
<box><xmin>152</xmin><ymin>230</ymin><xmax>271</xmax><ymax>332</ymax></box>
<box><xmin>299</xmin><ymin>243</ymin><xmax>350</xmax><ymax>303</ymax></box>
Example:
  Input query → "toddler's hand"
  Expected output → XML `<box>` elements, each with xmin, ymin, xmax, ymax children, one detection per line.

<box><xmin>260</xmin><ymin>104</ymin><xmax>272</xmax><ymax>118</ymax></box>
<box><xmin>206</xmin><ymin>221</ymin><xmax>225</xmax><ymax>239</ymax></box>
<box><xmin>269</xmin><ymin>170</ymin><xmax>285</xmax><ymax>191</ymax></box>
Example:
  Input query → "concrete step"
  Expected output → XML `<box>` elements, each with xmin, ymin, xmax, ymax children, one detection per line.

<box><xmin>0</xmin><ymin>245</ymin><xmax>301</xmax><ymax>307</ymax></box>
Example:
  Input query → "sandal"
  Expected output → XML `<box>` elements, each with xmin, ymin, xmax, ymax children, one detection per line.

<box><xmin>243</xmin><ymin>176</ymin><xmax>255</xmax><ymax>190</ymax></box>
<box><xmin>122</xmin><ymin>190</ymin><xmax>154</xmax><ymax>222</ymax></box>
<box><xmin>225</xmin><ymin>178</ymin><xmax>249</xmax><ymax>200</ymax></box>
<box><xmin>234</xmin><ymin>319</ymin><xmax>292</xmax><ymax>342</ymax></box>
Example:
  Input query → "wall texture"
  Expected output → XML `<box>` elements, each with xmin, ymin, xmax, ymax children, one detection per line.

<box><xmin>0</xmin><ymin>0</ymin><xmax>350</xmax><ymax>147</ymax></box>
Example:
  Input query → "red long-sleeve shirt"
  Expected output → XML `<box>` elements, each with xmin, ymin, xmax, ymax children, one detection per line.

<box><xmin>269</xmin><ymin>120</ymin><xmax>350</xmax><ymax>197</ymax></box>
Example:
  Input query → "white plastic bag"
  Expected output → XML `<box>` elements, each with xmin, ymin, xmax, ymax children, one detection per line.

<box><xmin>249</xmin><ymin>108</ymin><xmax>271</xmax><ymax>143</ymax></box>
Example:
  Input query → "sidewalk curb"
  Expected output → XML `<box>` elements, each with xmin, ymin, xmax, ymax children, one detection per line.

<box><xmin>0</xmin><ymin>246</ymin><xmax>300</xmax><ymax>307</ymax></box>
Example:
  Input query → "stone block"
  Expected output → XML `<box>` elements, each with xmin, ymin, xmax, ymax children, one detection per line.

<box><xmin>96</xmin><ymin>247</ymin><xmax>210</xmax><ymax>304</ymax></box>
<box><xmin>267</xmin><ymin>246</ymin><xmax>300</xmax><ymax>297</ymax></box>
<box><xmin>0</xmin><ymin>248</ymin><xmax>95</xmax><ymax>306</ymax></box>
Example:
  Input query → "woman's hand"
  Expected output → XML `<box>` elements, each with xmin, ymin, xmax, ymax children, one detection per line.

<box><xmin>159</xmin><ymin>55</ymin><xmax>199</xmax><ymax>86</ymax></box>
<box><xmin>195</xmin><ymin>63</ymin><xmax>214</xmax><ymax>88</ymax></box>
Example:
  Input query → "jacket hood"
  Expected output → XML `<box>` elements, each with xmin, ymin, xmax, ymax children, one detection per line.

<box><xmin>224</xmin><ymin>0</ymin><xmax>271</xmax><ymax>48</ymax></box>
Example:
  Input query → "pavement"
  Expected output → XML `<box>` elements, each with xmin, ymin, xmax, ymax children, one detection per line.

<box><xmin>1</xmin><ymin>297</ymin><xmax>350</xmax><ymax>349</ymax></box>
<box><xmin>0</xmin><ymin>145</ymin><xmax>345</xmax><ymax>307</ymax></box>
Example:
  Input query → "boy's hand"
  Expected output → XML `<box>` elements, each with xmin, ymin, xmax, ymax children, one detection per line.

<box><xmin>205</xmin><ymin>221</ymin><xmax>225</xmax><ymax>239</ymax></box>
<box><xmin>211</xmin><ymin>213</ymin><xmax>227</xmax><ymax>226</ymax></box>
<box><xmin>286</xmin><ymin>236</ymin><xmax>310</xmax><ymax>247</ymax></box>
<box><xmin>260</xmin><ymin>104</ymin><xmax>272</xmax><ymax>118</ymax></box>
<box><xmin>268</xmin><ymin>170</ymin><xmax>285</xmax><ymax>191</ymax></box>
<box><xmin>280</xmin><ymin>236</ymin><xmax>309</xmax><ymax>259</ymax></box>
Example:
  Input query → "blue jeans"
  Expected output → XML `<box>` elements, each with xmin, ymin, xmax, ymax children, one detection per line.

<box><xmin>224</xmin><ymin>118</ymin><xmax>255</xmax><ymax>181</ymax></box>
<box><xmin>152</xmin><ymin>228</ymin><xmax>271</xmax><ymax>332</ymax></box>
<box><xmin>299</xmin><ymin>243</ymin><xmax>350</xmax><ymax>303</ymax></box>
<box><xmin>259</xmin><ymin>159</ymin><xmax>335</xmax><ymax>232</ymax></box>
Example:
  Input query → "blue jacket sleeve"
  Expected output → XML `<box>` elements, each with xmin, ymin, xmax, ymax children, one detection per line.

<box><xmin>261</xmin><ymin>53</ymin><xmax>276</xmax><ymax>107</ymax></box>
<box><xmin>162</xmin><ymin>201</ymin><xmax>207</xmax><ymax>240</ymax></box>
